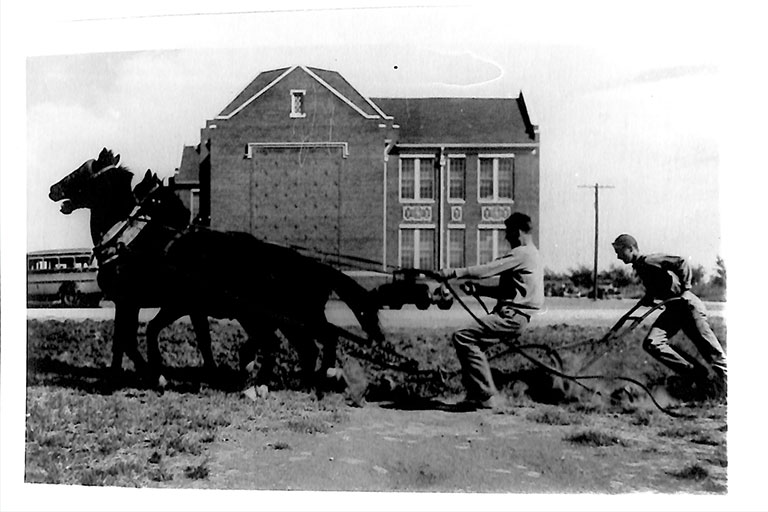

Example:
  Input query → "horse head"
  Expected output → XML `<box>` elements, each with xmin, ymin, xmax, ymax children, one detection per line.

<box><xmin>352</xmin><ymin>288</ymin><xmax>385</xmax><ymax>345</ymax></box>
<box><xmin>133</xmin><ymin>169</ymin><xmax>192</xmax><ymax>232</ymax></box>
<box><xmin>49</xmin><ymin>148</ymin><xmax>126</xmax><ymax>214</ymax></box>
<box><xmin>360</xmin><ymin>304</ymin><xmax>385</xmax><ymax>345</ymax></box>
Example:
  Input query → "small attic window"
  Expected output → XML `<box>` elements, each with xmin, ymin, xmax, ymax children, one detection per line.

<box><xmin>290</xmin><ymin>90</ymin><xmax>306</xmax><ymax>118</ymax></box>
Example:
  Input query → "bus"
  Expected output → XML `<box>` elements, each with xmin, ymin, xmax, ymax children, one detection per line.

<box><xmin>27</xmin><ymin>249</ymin><xmax>102</xmax><ymax>307</ymax></box>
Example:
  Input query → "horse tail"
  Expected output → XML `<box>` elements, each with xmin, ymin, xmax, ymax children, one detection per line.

<box><xmin>320</xmin><ymin>264</ymin><xmax>383</xmax><ymax>342</ymax></box>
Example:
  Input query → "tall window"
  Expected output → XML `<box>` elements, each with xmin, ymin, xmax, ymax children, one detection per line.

<box><xmin>448</xmin><ymin>228</ymin><xmax>465</xmax><ymax>267</ymax></box>
<box><xmin>400</xmin><ymin>157</ymin><xmax>435</xmax><ymax>201</ymax></box>
<box><xmin>400</xmin><ymin>228</ymin><xmax>435</xmax><ymax>270</ymax></box>
<box><xmin>478</xmin><ymin>228</ymin><xmax>507</xmax><ymax>264</ymax></box>
<box><xmin>290</xmin><ymin>90</ymin><xmax>306</xmax><ymax>118</ymax></box>
<box><xmin>448</xmin><ymin>157</ymin><xmax>466</xmax><ymax>201</ymax></box>
<box><xmin>190</xmin><ymin>189</ymin><xmax>200</xmax><ymax>223</ymax></box>
<box><xmin>478</xmin><ymin>156</ymin><xmax>514</xmax><ymax>201</ymax></box>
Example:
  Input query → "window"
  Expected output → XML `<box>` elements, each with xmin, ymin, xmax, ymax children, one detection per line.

<box><xmin>400</xmin><ymin>157</ymin><xmax>435</xmax><ymax>201</ymax></box>
<box><xmin>448</xmin><ymin>228</ymin><xmax>465</xmax><ymax>267</ymax></box>
<box><xmin>401</xmin><ymin>159</ymin><xmax>415</xmax><ymax>199</ymax></box>
<box><xmin>478</xmin><ymin>227</ymin><xmax>507</xmax><ymax>264</ymax></box>
<box><xmin>478</xmin><ymin>156</ymin><xmax>514</xmax><ymax>201</ymax></box>
<box><xmin>57</xmin><ymin>257</ymin><xmax>75</xmax><ymax>270</ymax></box>
<box><xmin>400</xmin><ymin>228</ymin><xmax>436</xmax><ymax>270</ymax></box>
<box><xmin>290</xmin><ymin>90</ymin><xmax>306</xmax><ymax>118</ymax></box>
<box><xmin>190</xmin><ymin>189</ymin><xmax>200</xmax><ymax>223</ymax></box>
<box><xmin>448</xmin><ymin>157</ymin><xmax>466</xmax><ymax>201</ymax></box>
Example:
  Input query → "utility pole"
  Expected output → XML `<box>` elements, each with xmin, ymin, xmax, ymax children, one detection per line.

<box><xmin>579</xmin><ymin>183</ymin><xmax>614</xmax><ymax>300</ymax></box>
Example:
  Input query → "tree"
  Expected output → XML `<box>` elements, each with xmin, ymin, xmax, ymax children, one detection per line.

<box><xmin>710</xmin><ymin>256</ymin><xmax>726</xmax><ymax>287</ymax></box>
<box><xmin>690</xmin><ymin>264</ymin><xmax>706</xmax><ymax>286</ymax></box>
<box><xmin>568</xmin><ymin>265</ymin><xmax>594</xmax><ymax>289</ymax></box>
<box><xmin>599</xmin><ymin>265</ymin><xmax>638</xmax><ymax>288</ymax></box>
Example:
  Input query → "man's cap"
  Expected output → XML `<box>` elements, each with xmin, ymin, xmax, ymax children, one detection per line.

<box><xmin>612</xmin><ymin>234</ymin><xmax>638</xmax><ymax>249</ymax></box>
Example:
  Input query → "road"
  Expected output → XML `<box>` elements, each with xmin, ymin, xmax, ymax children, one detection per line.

<box><xmin>27</xmin><ymin>297</ymin><xmax>725</xmax><ymax>328</ymax></box>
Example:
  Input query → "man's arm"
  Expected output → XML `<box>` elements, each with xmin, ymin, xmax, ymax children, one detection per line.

<box><xmin>441</xmin><ymin>253</ymin><xmax>520</xmax><ymax>281</ymax></box>
<box><xmin>462</xmin><ymin>281</ymin><xmax>506</xmax><ymax>300</ymax></box>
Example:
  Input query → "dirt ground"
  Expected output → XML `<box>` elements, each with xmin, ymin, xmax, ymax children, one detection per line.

<box><xmin>156</xmin><ymin>394</ymin><xmax>726</xmax><ymax>494</ymax></box>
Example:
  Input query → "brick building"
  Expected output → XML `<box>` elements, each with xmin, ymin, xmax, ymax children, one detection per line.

<box><xmin>172</xmin><ymin>65</ymin><xmax>540</xmax><ymax>272</ymax></box>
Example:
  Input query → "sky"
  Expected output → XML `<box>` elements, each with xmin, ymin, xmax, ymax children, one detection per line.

<box><xmin>18</xmin><ymin>4</ymin><xmax>728</xmax><ymax>276</ymax></box>
<box><xmin>3</xmin><ymin>3</ymin><xmax>768</xmax><ymax>511</ymax></box>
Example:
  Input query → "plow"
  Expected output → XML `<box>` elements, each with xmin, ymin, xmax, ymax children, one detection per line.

<box><xmin>318</xmin><ymin>262</ymin><xmax>698</xmax><ymax>418</ymax></box>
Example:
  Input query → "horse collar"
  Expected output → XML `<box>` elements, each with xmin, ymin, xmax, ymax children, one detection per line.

<box><xmin>93</xmin><ymin>204</ymin><xmax>149</xmax><ymax>264</ymax></box>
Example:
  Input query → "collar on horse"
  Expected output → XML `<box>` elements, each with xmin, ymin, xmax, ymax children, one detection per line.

<box><xmin>92</xmin><ymin>181</ymin><xmax>160</xmax><ymax>265</ymax></box>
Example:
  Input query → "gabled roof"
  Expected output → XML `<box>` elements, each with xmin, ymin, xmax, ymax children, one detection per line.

<box><xmin>216</xmin><ymin>66</ymin><xmax>392</xmax><ymax>120</ymax></box>
<box><xmin>217</xmin><ymin>68</ymin><xmax>291</xmax><ymax>119</ymax></box>
<box><xmin>371</xmin><ymin>96</ymin><xmax>537</xmax><ymax>145</ymax></box>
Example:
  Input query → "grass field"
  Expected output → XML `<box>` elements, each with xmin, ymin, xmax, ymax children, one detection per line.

<box><xmin>24</xmin><ymin>316</ymin><xmax>727</xmax><ymax>489</ymax></box>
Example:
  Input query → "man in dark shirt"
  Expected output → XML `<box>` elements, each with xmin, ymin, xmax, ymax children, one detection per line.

<box><xmin>612</xmin><ymin>234</ymin><xmax>726</xmax><ymax>391</ymax></box>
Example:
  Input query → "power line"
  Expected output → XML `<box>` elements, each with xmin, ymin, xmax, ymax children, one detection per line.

<box><xmin>579</xmin><ymin>183</ymin><xmax>615</xmax><ymax>300</ymax></box>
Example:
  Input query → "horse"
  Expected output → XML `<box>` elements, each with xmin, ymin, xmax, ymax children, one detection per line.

<box><xmin>49</xmin><ymin>148</ymin><xmax>384</xmax><ymax>392</ymax></box>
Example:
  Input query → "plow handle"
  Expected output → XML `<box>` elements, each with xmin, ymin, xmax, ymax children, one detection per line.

<box><xmin>574</xmin><ymin>297</ymin><xmax>684</xmax><ymax>373</ymax></box>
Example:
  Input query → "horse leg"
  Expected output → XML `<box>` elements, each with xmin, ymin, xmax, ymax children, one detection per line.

<box><xmin>237</xmin><ymin>316</ymin><xmax>281</xmax><ymax>386</ymax></box>
<box><xmin>112</xmin><ymin>302</ymin><xmax>146</xmax><ymax>378</ymax></box>
<box><xmin>190</xmin><ymin>313</ymin><xmax>216</xmax><ymax>373</ymax></box>
<box><xmin>317</xmin><ymin>321</ymin><xmax>340</xmax><ymax>376</ymax></box>
<box><xmin>279</xmin><ymin>324</ymin><xmax>321</xmax><ymax>391</ymax></box>
<box><xmin>145</xmin><ymin>306</ymin><xmax>186</xmax><ymax>387</ymax></box>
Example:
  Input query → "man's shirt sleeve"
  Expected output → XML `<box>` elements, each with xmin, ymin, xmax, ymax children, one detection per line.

<box><xmin>455</xmin><ymin>252</ymin><xmax>521</xmax><ymax>279</ymax></box>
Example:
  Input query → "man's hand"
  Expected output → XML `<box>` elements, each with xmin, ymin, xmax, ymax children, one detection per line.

<box><xmin>639</xmin><ymin>295</ymin><xmax>657</xmax><ymax>307</ymax></box>
<box><xmin>439</xmin><ymin>268</ymin><xmax>457</xmax><ymax>280</ymax></box>
<box><xmin>459</xmin><ymin>282</ymin><xmax>477</xmax><ymax>295</ymax></box>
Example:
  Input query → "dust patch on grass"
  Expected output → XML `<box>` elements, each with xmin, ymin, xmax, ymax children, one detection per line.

<box><xmin>526</xmin><ymin>407</ymin><xmax>581</xmax><ymax>426</ymax></box>
<box><xmin>666</xmin><ymin>463</ymin><xmax>709</xmax><ymax>480</ymax></box>
<box><xmin>388</xmin><ymin>461</ymin><xmax>450</xmax><ymax>490</ymax></box>
<box><xmin>565</xmin><ymin>429</ymin><xmax>628</xmax><ymax>447</ymax></box>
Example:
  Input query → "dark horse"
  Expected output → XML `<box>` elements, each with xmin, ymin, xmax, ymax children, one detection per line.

<box><xmin>49</xmin><ymin>148</ymin><xmax>384</xmax><ymax>391</ymax></box>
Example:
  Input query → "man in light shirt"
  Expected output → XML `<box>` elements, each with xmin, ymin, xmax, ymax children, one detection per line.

<box><xmin>612</xmin><ymin>234</ymin><xmax>726</xmax><ymax>395</ymax></box>
<box><xmin>440</xmin><ymin>212</ymin><xmax>544</xmax><ymax>410</ymax></box>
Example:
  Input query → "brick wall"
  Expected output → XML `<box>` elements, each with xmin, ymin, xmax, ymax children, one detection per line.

<box><xmin>207</xmin><ymin>70</ymin><xmax>387</xmax><ymax>267</ymax></box>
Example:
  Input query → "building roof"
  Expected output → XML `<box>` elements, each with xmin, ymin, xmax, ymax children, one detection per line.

<box><xmin>218</xmin><ymin>67</ymin><xmax>291</xmax><ymax>118</ymax></box>
<box><xmin>217</xmin><ymin>66</ymin><xmax>391</xmax><ymax>120</ymax></box>
<box><xmin>214</xmin><ymin>66</ymin><xmax>538</xmax><ymax>145</ymax></box>
<box><xmin>372</xmin><ymin>96</ymin><xmax>537</xmax><ymax>145</ymax></box>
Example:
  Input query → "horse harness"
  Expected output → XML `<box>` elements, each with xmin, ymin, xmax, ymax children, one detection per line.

<box><xmin>92</xmin><ymin>181</ymin><xmax>173</xmax><ymax>265</ymax></box>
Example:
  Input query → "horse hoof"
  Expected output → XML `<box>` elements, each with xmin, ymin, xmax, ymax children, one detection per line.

<box><xmin>157</xmin><ymin>375</ymin><xmax>168</xmax><ymax>388</ymax></box>
<box><xmin>245</xmin><ymin>361</ymin><xmax>256</xmax><ymax>373</ymax></box>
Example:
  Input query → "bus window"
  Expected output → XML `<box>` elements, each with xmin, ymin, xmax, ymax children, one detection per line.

<box><xmin>29</xmin><ymin>258</ymin><xmax>41</xmax><ymax>271</ymax></box>
<box><xmin>58</xmin><ymin>257</ymin><xmax>75</xmax><ymax>269</ymax></box>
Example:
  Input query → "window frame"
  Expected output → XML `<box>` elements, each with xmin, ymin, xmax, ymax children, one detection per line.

<box><xmin>477</xmin><ymin>224</ymin><xmax>507</xmax><ymax>265</ymax></box>
<box><xmin>447</xmin><ymin>154</ymin><xmax>466</xmax><ymax>203</ymax></box>
<box><xmin>398</xmin><ymin>225</ymin><xmax>437</xmax><ymax>270</ymax></box>
<box><xmin>477</xmin><ymin>154</ymin><xmax>515</xmax><ymax>203</ymax></box>
<box><xmin>399</xmin><ymin>155</ymin><xmax>436</xmax><ymax>203</ymax></box>
<box><xmin>190</xmin><ymin>188</ymin><xmax>200</xmax><ymax>224</ymax></box>
<box><xmin>447</xmin><ymin>225</ymin><xmax>466</xmax><ymax>268</ymax></box>
<box><xmin>290</xmin><ymin>89</ymin><xmax>307</xmax><ymax>118</ymax></box>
